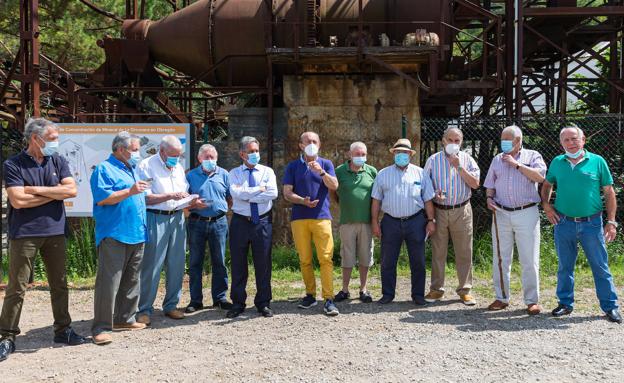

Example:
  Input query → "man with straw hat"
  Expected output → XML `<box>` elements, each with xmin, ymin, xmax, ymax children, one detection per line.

<box><xmin>483</xmin><ymin>125</ymin><xmax>546</xmax><ymax>315</ymax></box>
<box><xmin>371</xmin><ymin>138</ymin><xmax>436</xmax><ymax>305</ymax></box>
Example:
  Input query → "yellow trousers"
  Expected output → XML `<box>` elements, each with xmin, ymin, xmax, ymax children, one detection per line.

<box><xmin>291</xmin><ymin>219</ymin><xmax>334</xmax><ymax>299</ymax></box>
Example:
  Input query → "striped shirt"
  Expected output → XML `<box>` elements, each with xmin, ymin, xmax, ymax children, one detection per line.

<box><xmin>371</xmin><ymin>164</ymin><xmax>435</xmax><ymax>218</ymax></box>
<box><xmin>484</xmin><ymin>149</ymin><xmax>546</xmax><ymax>208</ymax></box>
<box><xmin>424</xmin><ymin>151</ymin><xmax>480</xmax><ymax>206</ymax></box>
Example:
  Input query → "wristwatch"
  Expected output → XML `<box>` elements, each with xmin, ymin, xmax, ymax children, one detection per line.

<box><xmin>607</xmin><ymin>220</ymin><xmax>619</xmax><ymax>228</ymax></box>
<box><xmin>515</xmin><ymin>164</ymin><xmax>521</xmax><ymax>170</ymax></box>
<box><xmin>427</xmin><ymin>218</ymin><xmax>436</xmax><ymax>223</ymax></box>
<box><xmin>319</xmin><ymin>172</ymin><xmax>327</xmax><ymax>177</ymax></box>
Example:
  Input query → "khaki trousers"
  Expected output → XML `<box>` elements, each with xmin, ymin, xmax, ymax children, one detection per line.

<box><xmin>430</xmin><ymin>203</ymin><xmax>473</xmax><ymax>295</ymax></box>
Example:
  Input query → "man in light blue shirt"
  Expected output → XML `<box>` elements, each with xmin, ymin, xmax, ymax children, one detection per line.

<box><xmin>185</xmin><ymin>144</ymin><xmax>233</xmax><ymax>313</ymax></box>
<box><xmin>371</xmin><ymin>138</ymin><xmax>436</xmax><ymax>305</ymax></box>
<box><xmin>90</xmin><ymin>131</ymin><xmax>148</xmax><ymax>345</ymax></box>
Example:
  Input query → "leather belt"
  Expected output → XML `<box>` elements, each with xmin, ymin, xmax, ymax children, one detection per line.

<box><xmin>495</xmin><ymin>202</ymin><xmax>537</xmax><ymax>212</ymax></box>
<box><xmin>387</xmin><ymin>210</ymin><xmax>424</xmax><ymax>221</ymax></box>
<box><xmin>147</xmin><ymin>209</ymin><xmax>180</xmax><ymax>216</ymax></box>
<box><xmin>559</xmin><ymin>211</ymin><xmax>602</xmax><ymax>223</ymax></box>
<box><xmin>233</xmin><ymin>211</ymin><xmax>271</xmax><ymax>222</ymax></box>
<box><xmin>433</xmin><ymin>199</ymin><xmax>470</xmax><ymax>210</ymax></box>
<box><xmin>189</xmin><ymin>212</ymin><xmax>226</xmax><ymax>222</ymax></box>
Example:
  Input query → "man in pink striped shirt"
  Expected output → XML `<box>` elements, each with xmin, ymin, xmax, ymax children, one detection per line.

<box><xmin>483</xmin><ymin>125</ymin><xmax>546</xmax><ymax>315</ymax></box>
<box><xmin>424</xmin><ymin>127</ymin><xmax>480</xmax><ymax>305</ymax></box>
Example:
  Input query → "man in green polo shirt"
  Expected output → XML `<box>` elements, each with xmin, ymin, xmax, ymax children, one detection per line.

<box><xmin>332</xmin><ymin>141</ymin><xmax>377</xmax><ymax>303</ymax></box>
<box><xmin>541</xmin><ymin>126</ymin><xmax>621</xmax><ymax>323</ymax></box>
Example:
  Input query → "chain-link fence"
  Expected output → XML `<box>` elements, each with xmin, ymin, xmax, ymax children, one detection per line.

<box><xmin>420</xmin><ymin>114</ymin><xmax>624</xmax><ymax>229</ymax></box>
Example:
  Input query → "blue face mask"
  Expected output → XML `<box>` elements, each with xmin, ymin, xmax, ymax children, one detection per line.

<box><xmin>565</xmin><ymin>149</ymin><xmax>583</xmax><ymax>159</ymax></box>
<box><xmin>201</xmin><ymin>159</ymin><xmax>217</xmax><ymax>172</ymax></box>
<box><xmin>128</xmin><ymin>151</ymin><xmax>141</xmax><ymax>166</ymax></box>
<box><xmin>501</xmin><ymin>140</ymin><xmax>514</xmax><ymax>154</ymax></box>
<box><xmin>247</xmin><ymin>152</ymin><xmax>260</xmax><ymax>166</ymax></box>
<box><xmin>394</xmin><ymin>153</ymin><xmax>410</xmax><ymax>167</ymax></box>
<box><xmin>166</xmin><ymin>156</ymin><xmax>179</xmax><ymax>168</ymax></box>
<box><xmin>352</xmin><ymin>156</ymin><xmax>366</xmax><ymax>166</ymax></box>
<box><xmin>38</xmin><ymin>136</ymin><xmax>59</xmax><ymax>156</ymax></box>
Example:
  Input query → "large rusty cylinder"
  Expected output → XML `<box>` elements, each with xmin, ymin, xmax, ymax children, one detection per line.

<box><xmin>121</xmin><ymin>0</ymin><xmax>451</xmax><ymax>87</ymax></box>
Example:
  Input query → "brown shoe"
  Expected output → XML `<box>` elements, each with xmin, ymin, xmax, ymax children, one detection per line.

<box><xmin>93</xmin><ymin>333</ymin><xmax>112</xmax><ymax>345</ymax></box>
<box><xmin>424</xmin><ymin>290</ymin><xmax>444</xmax><ymax>303</ymax></box>
<box><xmin>165</xmin><ymin>309</ymin><xmax>185</xmax><ymax>320</ymax></box>
<box><xmin>487</xmin><ymin>300</ymin><xmax>509</xmax><ymax>311</ymax></box>
<box><xmin>136</xmin><ymin>314</ymin><xmax>151</xmax><ymax>326</ymax></box>
<box><xmin>113</xmin><ymin>322</ymin><xmax>147</xmax><ymax>331</ymax></box>
<box><xmin>459</xmin><ymin>294</ymin><xmax>477</xmax><ymax>306</ymax></box>
<box><xmin>527</xmin><ymin>304</ymin><xmax>542</xmax><ymax>316</ymax></box>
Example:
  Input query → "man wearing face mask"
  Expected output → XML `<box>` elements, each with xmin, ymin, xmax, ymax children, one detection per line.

<box><xmin>185</xmin><ymin>144</ymin><xmax>233</xmax><ymax>314</ymax></box>
<box><xmin>371</xmin><ymin>139</ymin><xmax>436</xmax><ymax>305</ymax></box>
<box><xmin>90</xmin><ymin>131</ymin><xmax>149</xmax><ymax>345</ymax></box>
<box><xmin>541</xmin><ymin>126</ymin><xmax>621</xmax><ymax>323</ymax></box>
<box><xmin>332</xmin><ymin>142</ymin><xmax>377</xmax><ymax>304</ymax></box>
<box><xmin>483</xmin><ymin>125</ymin><xmax>546</xmax><ymax>315</ymax></box>
<box><xmin>1</xmin><ymin>118</ymin><xmax>87</xmax><ymax>360</ymax></box>
<box><xmin>136</xmin><ymin>136</ymin><xmax>190</xmax><ymax>324</ymax></box>
<box><xmin>423</xmin><ymin>127</ymin><xmax>480</xmax><ymax>306</ymax></box>
<box><xmin>283</xmin><ymin>131</ymin><xmax>340</xmax><ymax>316</ymax></box>
<box><xmin>226</xmin><ymin>137</ymin><xmax>278</xmax><ymax>318</ymax></box>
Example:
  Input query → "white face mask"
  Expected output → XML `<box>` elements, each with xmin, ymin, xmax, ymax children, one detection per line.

<box><xmin>304</xmin><ymin>143</ymin><xmax>319</xmax><ymax>157</ymax></box>
<box><xmin>445</xmin><ymin>143</ymin><xmax>460</xmax><ymax>155</ymax></box>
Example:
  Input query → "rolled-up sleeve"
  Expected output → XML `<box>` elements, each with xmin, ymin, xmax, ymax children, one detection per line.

<box><xmin>530</xmin><ymin>152</ymin><xmax>547</xmax><ymax>176</ymax></box>
<box><xmin>90</xmin><ymin>165</ymin><xmax>114</xmax><ymax>204</ymax></box>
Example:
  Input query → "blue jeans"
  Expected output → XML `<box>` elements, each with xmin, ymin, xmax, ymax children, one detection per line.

<box><xmin>380</xmin><ymin>212</ymin><xmax>427</xmax><ymax>300</ymax></box>
<box><xmin>554</xmin><ymin>215</ymin><xmax>618</xmax><ymax>312</ymax></box>
<box><xmin>188</xmin><ymin>216</ymin><xmax>229</xmax><ymax>305</ymax></box>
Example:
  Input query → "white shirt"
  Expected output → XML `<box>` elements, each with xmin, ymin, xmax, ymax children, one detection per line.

<box><xmin>229</xmin><ymin>163</ymin><xmax>278</xmax><ymax>216</ymax></box>
<box><xmin>137</xmin><ymin>154</ymin><xmax>189</xmax><ymax>211</ymax></box>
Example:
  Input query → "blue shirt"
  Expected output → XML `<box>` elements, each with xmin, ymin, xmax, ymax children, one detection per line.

<box><xmin>3</xmin><ymin>151</ymin><xmax>73</xmax><ymax>239</ymax></box>
<box><xmin>371</xmin><ymin>163</ymin><xmax>435</xmax><ymax>218</ymax></box>
<box><xmin>282</xmin><ymin>156</ymin><xmax>335</xmax><ymax>221</ymax></box>
<box><xmin>90</xmin><ymin>154</ymin><xmax>147</xmax><ymax>246</ymax></box>
<box><xmin>186</xmin><ymin>166</ymin><xmax>230</xmax><ymax>217</ymax></box>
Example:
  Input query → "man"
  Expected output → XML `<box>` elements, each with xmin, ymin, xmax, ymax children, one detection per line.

<box><xmin>283</xmin><ymin>131</ymin><xmax>340</xmax><ymax>316</ymax></box>
<box><xmin>137</xmin><ymin>136</ymin><xmax>191</xmax><ymax>324</ymax></box>
<box><xmin>371</xmin><ymin>138</ymin><xmax>436</xmax><ymax>305</ymax></box>
<box><xmin>227</xmin><ymin>137</ymin><xmax>278</xmax><ymax>318</ymax></box>
<box><xmin>185</xmin><ymin>144</ymin><xmax>233</xmax><ymax>313</ymax></box>
<box><xmin>90</xmin><ymin>131</ymin><xmax>149</xmax><ymax>345</ymax></box>
<box><xmin>484</xmin><ymin>125</ymin><xmax>546</xmax><ymax>315</ymax></box>
<box><xmin>423</xmin><ymin>127</ymin><xmax>480</xmax><ymax>305</ymax></box>
<box><xmin>541</xmin><ymin>126</ymin><xmax>621</xmax><ymax>323</ymax></box>
<box><xmin>0</xmin><ymin>118</ymin><xmax>87</xmax><ymax>361</ymax></box>
<box><xmin>332</xmin><ymin>142</ymin><xmax>377</xmax><ymax>303</ymax></box>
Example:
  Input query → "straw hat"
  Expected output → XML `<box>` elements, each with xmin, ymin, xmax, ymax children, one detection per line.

<box><xmin>389</xmin><ymin>138</ymin><xmax>416</xmax><ymax>154</ymax></box>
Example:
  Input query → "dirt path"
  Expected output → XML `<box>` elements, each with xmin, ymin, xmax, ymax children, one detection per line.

<box><xmin>1</xmin><ymin>279</ymin><xmax>623</xmax><ymax>383</ymax></box>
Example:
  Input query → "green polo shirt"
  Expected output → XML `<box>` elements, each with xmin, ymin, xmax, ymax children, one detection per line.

<box><xmin>545</xmin><ymin>151</ymin><xmax>613</xmax><ymax>218</ymax></box>
<box><xmin>335</xmin><ymin>161</ymin><xmax>377</xmax><ymax>224</ymax></box>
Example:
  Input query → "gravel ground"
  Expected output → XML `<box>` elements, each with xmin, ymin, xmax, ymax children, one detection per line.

<box><xmin>1</xmin><ymin>277</ymin><xmax>623</xmax><ymax>383</ymax></box>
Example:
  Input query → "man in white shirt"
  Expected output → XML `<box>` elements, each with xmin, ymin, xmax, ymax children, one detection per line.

<box><xmin>136</xmin><ymin>135</ymin><xmax>191</xmax><ymax>324</ymax></box>
<box><xmin>226</xmin><ymin>137</ymin><xmax>278</xmax><ymax>318</ymax></box>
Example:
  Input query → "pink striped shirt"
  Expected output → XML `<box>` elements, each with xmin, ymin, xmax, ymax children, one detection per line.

<box><xmin>483</xmin><ymin>149</ymin><xmax>546</xmax><ymax>208</ymax></box>
<box><xmin>424</xmin><ymin>151</ymin><xmax>480</xmax><ymax>206</ymax></box>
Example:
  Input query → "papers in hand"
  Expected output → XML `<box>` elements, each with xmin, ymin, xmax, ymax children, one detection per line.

<box><xmin>174</xmin><ymin>194</ymin><xmax>200</xmax><ymax>210</ymax></box>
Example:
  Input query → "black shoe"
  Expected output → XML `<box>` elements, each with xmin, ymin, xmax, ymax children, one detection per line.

<box><xmin>551</xmin><ymin>304</ymin><xmax>573</xmax><ymax>317</ymax></box>
<box><xmin>359</xmin><ymin>291</ymin><xmax>373</xmax><ymax>303</ymax></box>
<box><xmin>412</xmin><ymin>296</ymin><xmax>427</xmax><ymax>306</ymax></box>
<box><xmin>185</xmin><ymin>303</ymin><xmax>204</xmax><ymax>313</ymax></box>
<box><xmin>258</xmin><ymin>306</ymin><xmax>274</xmax><ymax>318</ymax></box>
<box><xmin>213</xmin><ymin>300</ymin><xmax>234</xmax><ymax>310</ymax></box>
<box><xmin>0</xmin><ymin>338</ymin><xmax>15</xmax><ymax>362</ymax></box>
<box><xmin>226</xmin><ymin>307</ymin><xmax>245</xmax><ymax>319</ymax></box>
<box><xmin>53</xmin><ymin>328</ymin><xmax>88</xmax><ymax>346</ymax></box>
<box><xmin>334</xmin><ymin>290</ymin><xmax>350</xmax><ymax>302</ymax></box>
<box><xmin>298</xmin><ymin>294</ymin><xmax>318</xmax><ymax>309</ymax></box>
<box><xmin>606</xmin><ymin>309</ymin><xmax>622</xmax><ymax>324</ymax></box>
<box><xmin>378</xmin><ymin>295</ymin><xmax>394</xmax><ymax>304</ymax></box>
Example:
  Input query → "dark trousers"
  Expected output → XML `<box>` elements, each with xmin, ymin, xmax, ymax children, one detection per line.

<box><xmin>229</xmin><ymin>213</ymin><xmax>273</xmax><ymax>310</ymax></box>
<box><xmin>380</xmin><ymin>213</ymin><xmax>427</xmax><ymax>300</ymax></box>
<box><xmin>0</xmin><ymin>235</ymin><xmax>71</xmax><ymax>341</ymax></box>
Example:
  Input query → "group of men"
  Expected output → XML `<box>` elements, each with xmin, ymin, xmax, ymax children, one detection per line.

<box><xmin>0</xmin><ymin>117</ymin><xmax>620</xmax><ymax>360</ymax></box>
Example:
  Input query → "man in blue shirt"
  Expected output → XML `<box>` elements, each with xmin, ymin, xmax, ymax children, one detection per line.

<box><xmin>185</xmin><ymin>144</ymin><xmax>233</xmax><ymax>313</ymax></box>
<box><xmin>90</xmin><ymin>131</ymin><xmax>149</xmax><ymax>345</ymax></box>
<box><xmin>0</xmin><ymin>118</ymin><xmax>87</xmax><ymax>362</ymax></box>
